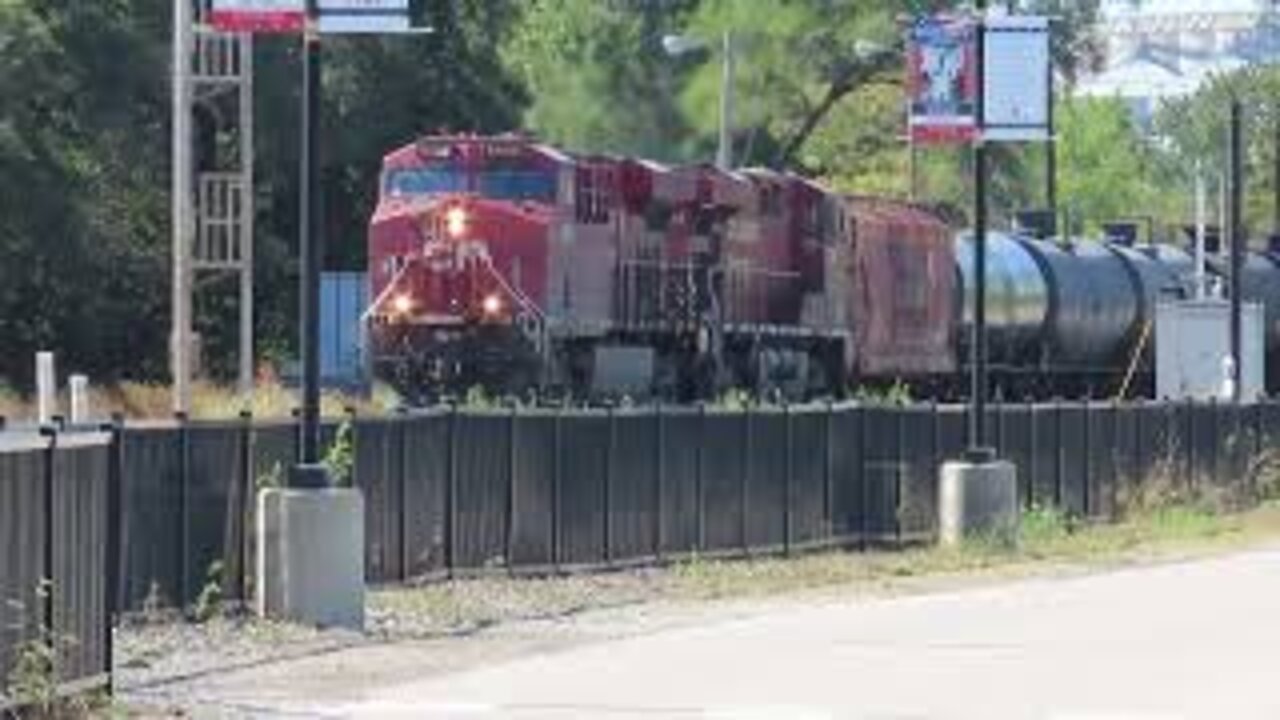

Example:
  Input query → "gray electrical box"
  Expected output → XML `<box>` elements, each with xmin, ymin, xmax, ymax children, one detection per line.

<box><xmin>1155</xmin><ymin>300</ymin><xmax>1263</xmax><ymax>401</ymax></box>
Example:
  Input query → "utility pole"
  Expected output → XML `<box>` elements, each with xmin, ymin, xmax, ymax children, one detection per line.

<box><xmin>1229</xmin><ymin>99</ymin><xmax>1244</xmax><ymax>403</ymax></box>
<box><xmin>717</xmin><ymin>29</ymin><xmax>735</xmax><ymax>170</ymax></box>
<box><xmin>296</xmin><ymin>0</ymin><xmax>326</xmax><ymax>483</ymax></box>
<box><xmin>172</xmin><ymin>0</ymin><xmax>194</xmax><ymax>415</ymax></box>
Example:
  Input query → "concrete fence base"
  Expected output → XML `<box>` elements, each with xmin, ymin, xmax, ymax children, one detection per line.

<box><xmin>256</xmin><ymin>486</ymin><xmax>365</xmax><ymax>630</ymax></box>
<box><xmin>938</xmin><ymin>460</ymin><xmax>1019</xmax><ymax>547</ymax></box>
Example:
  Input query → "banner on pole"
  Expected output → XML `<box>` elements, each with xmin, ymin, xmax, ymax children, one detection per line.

<box><xmin>318</xmin><ymin>0</ymin><xmax>411</xmax><ymax>34</ymax></box>
<box><xmin>907</xmin><ymin>16</ymin><xmax>979</xmax><ymax>145</ymax></box>
<box><xmin>983</xmin><ymin>16</ymin><xmax>1051</xmax><ymax>142</ymax></box>
<box><xmin>209</xmin><ymin>0</ymin><xmax>306</xmax><ymax>33</ymax></box>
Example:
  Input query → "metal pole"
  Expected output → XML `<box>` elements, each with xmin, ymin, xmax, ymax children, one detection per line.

<box><xmin>296</xmin><ymin>0</ymin><xmax>325</xmax><ymax>477</ymax></box>
<box><xmin>717</xmin><ymin>30</ymin><xmax>734</xmax><ymax>170</ymax></box>
<box><xmin>1045</xmin><ymin>54</ymin><xmax>1057</xmax><ymax>230</ymax></box>
<box><xmin>970</xmin><ymin>6</ymin><xmax>992</xmax><ymax>458</ymax></box>
<box><xmin>239</xmin><ymin>32</ymin><xmax>256</xmax><ymax>398</ymax></box>
<box><xmin>1195</xmin><ymin>160</ymin><xmax>1206</xmax><ymax>300</ymax></box>
<box><xmin>172</xmin><ymin>0</ymin><xmax>193</xmax><ymax>415</ymax></box>
<box><xmin>1230</xmin><ymin>99</ymin><xmax>1244</xmax><ymax>403</ymax></box>
<box><xmin>1274</xmin><ymin>104</ymin><xmax>1280</xmax><ymax>235</ymax></box>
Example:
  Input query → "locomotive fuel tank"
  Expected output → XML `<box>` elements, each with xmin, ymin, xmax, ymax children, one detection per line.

<box><xmin>1017</xmin><ymin>238</ymin><xmax>1140</xmax><ymax>368</ymax></box>
<box><xmin>954</xmin><ymin>232</ymin><xmax>1049</xmax><ymax>365</ymax></box>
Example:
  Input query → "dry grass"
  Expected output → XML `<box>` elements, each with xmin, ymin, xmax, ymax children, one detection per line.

<box><xmin>0</xmin><ymin>381</ymin><xmax>402</xmax><ymax>422</ymax></box>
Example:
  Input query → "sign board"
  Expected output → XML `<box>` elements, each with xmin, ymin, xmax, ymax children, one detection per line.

<box><xmin>983</xmin><ymin>16</ymin><xmax>1051</xmax><ymax>142</ymax></box>
<box><xmin>209</xmin><ymin>0</ymin><xmax>411</xmax><ymax>34</ymax></box>
<box><xmin>318</xmin><ymin>0</ymin><xmax>410</xmax><ymax>34</ymax></box>
<box><xmin>210</xmin><ymin>0</ymin><xmax>305</xmax><ymax>33</ymax></box>
<box><xmin>907</xmin><ymin>16</ymin><xmax>979</xmax><ymax>145</ymax></box>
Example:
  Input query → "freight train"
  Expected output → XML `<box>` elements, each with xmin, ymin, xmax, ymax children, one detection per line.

<box><xmin>364</xmin><ymin>133</ymin><xmax>1280</xmax><ymax>402</ymax></box>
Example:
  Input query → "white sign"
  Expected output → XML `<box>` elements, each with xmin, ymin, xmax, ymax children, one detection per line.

<box><xmin>209</xmin><ymin>0</ymin><xmax>305</xmax><ymax>33</ymax></box>
<box><xmin>318</xmin><ymin>0</ymin><xmax>410</xmax><ymax>34</ymax></box>
<box><xmin>983</xmin><ymin>16</ymin><xmax>1051</xmax><ymax>142</ymax></box>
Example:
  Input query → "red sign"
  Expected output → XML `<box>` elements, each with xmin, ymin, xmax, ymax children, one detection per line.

<box><xmin>209</xmin><ymin>1</ymin><xmax>305</xmax><ymax>33</ymax></box>
<box><xmin>907</xmin><ymin>16</ymin><xmax>979</xmax><ymax>145</ymax></box>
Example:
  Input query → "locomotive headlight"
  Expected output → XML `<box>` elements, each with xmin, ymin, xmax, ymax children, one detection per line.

<box><xmin>482</xmin><ymin>293</ymin><xmax>503</xmax><ymax>316</ymax></box>
<box><xmin>446</xmin><ymin>206</ymin><xmax>469</xmax><ymax>239</ymax></box>
<box><xmin>392</xmin><ymin>293</ymin><xmax>413</xmax><ymax>315</ymax></box>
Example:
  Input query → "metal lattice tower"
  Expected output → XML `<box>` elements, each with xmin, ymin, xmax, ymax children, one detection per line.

<box><xmin>173</xmin><ymin>0</ymin><xmax>256</xmax><ymax>412</ymax></box>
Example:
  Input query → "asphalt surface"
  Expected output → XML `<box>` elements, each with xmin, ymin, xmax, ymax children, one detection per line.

<box><xmin>319</xmin><ymin>545</ymin><xmax>1280</xmax><ymax>720</ymax></box>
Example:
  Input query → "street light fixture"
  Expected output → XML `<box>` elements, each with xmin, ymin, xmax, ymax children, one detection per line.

<box><xmin>663</xmin><ymin>30</ymin><xmax>735</xmax><ymax>170</ymax></box>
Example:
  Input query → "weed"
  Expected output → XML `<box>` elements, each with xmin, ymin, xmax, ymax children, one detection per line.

<box><xmin>192</xmin><ymin>561</ymin><xmax>225</xmax><ymax>623</ymax></box>
<box><xmin>853</xmin><ymin>380</ymin><xmax>912</xmax><ymax>406</ymax></box>
<box><xmin>323</xmin><ymin>420</ymin><xmax>355</xmax><ymax>487</ymax></box>
<box><xmin>2</xmin><ymin>582</ymin><xmax>100</xmax><ymax>720</ymax></box>
<box><xmin>256</xmin><ymin>462</ymin><xmax>284</xmax><ymax>492</ymax></box>
<box><xmin>140</xmin><ymin>581</ymin><xmax>168</xmax><ymax>623</ymax></box>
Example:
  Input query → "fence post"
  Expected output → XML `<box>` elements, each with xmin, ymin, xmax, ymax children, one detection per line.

<box><xmin>506</xmin><ymin>405</ymin><xmax>518</xmax><ymax>574</ymax></box>
<box><xmin>783</xmin><ymin>403</ymin><xmax>793</xmax><ymax>556</ymax></box>
<box><xmin>696</xmin><ymin>403</ymin><xmax>706</xmax><ymax>554</ymax></box>
<box><xmin>823</xmin><ymin>401</ymin><xmax>834</xmax><ymax>546</ymax></box>
<box><xmin>176</xmin><ymin>412</ymin><xmax>190</xmax><ymax>609</ymax></box>
<box><xmin>39</xmin><ymin>425</ymin><xmax>56</xmax><ymax>685</ymax></box>
<box><xmin>653</xmin><ymin>405</ymin><xmax>664</xmax><ymax>561</ymax></box>
<box><xmin>894</xmin><ymin>403</ymin><xmax>905</xmax><ymax>545</ymax></box>
<box><xmin>858</xmin><ymin>403</ymin><xmax>868</xmax><ymax>550</ymax></box>
<box><xmin>1082</xmin><ymin>399</ymin><xmax>1092</xmax><ymax>518</ymax></box>
<box><xmin>552</xmin><ymin>407</ymin><xmax>562</xmax><ymax>571</ymax></box>
<box><xmin>103</xmin><ymin>414</ymin><xmax>125</xmax><ymax>695</ymax></box>
<box><xmin>237</xmin><ymin>410</ymin><xmax>252</xmax><ymax>607</ymax></box>
<box><xmin>1110</xmin><ymin>400</ymin><xmax>1122</xmax><ymax>519</ymax></box>
<box><xmin>604</xmin><ymin>407</ymin><xmax>615</xmax><ymax>566</ymax></box>
<box><xmin>1054</xmin><ymin>400</ymin><xmax>1065</xmax><ymax>509</ymax></box>
<box><xmin>396</xmin><ymin>407</ymin><xmax>410</xmax><ymax>582</ymax></box>
<box><xmin>1028</xmin><ymin>403</ymin><xmax>1038</xmax><ymax>509</ymax></box>
<box><xmin>741</xmin><ymin>404</ymin><xmax>753</xmax><ymax>555</ymax></box>
<box><xmin>1210</xmin><ymin>397</ymin><xmax>1221</xmax><ymax>491</ymax></box>
<box><xmin>446</xmin><ymin>405</ymin><xmax>458</xmax><ymax>578</ymax></box>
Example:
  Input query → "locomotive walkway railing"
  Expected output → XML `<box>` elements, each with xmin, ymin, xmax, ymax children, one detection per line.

<box><xmin>76</xmin><ymin>398</ymin><xmax>1280</xmax><ymax>614</ymax></box>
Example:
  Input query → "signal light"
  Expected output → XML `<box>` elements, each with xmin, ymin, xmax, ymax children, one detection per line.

<box><xmin>392</xmin><ymin>294</ymin><xmax>413</xmax><ymax>315</ymax></box>
<box><xmin>446</xmin><ymin>206</ymin><xmax>468</xmax><ymax>239</ymax></box>
<box><xmin>482</xmin><ymin>294</ymin><xmax>503</xmax><ymax>316</ymax></box>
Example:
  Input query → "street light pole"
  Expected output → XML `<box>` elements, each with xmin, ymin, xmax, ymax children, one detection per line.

<box><xmin>717</xmin><ymin>30</ymin><xmax>734</xmax><ymax>170</ymax></box>
<box><xmin>970</xmin><ymin>2</ymin><xmax>992</xmax><ymax>458</ymax></box>
<box><xmin>296</xmin><ymin>0</ymin><xmax>326</xmax><ymax>483</ymax></box>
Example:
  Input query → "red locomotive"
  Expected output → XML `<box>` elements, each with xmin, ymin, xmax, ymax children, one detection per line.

<box><xmin>366</xmin><ymin>133</ymin><xmax>954</xmax><ymax>401</ymax></box>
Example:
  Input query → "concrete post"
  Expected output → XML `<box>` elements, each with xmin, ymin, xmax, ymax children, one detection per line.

<box><xmin>256</xmin><ymin>486</ymin><xmax>365</xmax><ymax>629</ymax></box>
<box><xmin>69</xmin><ymin>374</ymin><xmax>90</xmax><ymax>425</ymax></box>
<box><xmin>36</xmin><ymin>352</ymin><xmax>56</xmax><ymax>426</ymax></box>
<box><xmin>939</xmin><ymin>459</ymin><xmax>1018</xmax><ymax>547</ymax></box>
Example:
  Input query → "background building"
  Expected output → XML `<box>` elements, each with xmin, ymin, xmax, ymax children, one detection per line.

<box><xmin>1079</xmin><ymin>0</ymin><xmax>1280</xmax><ymax>123</ymax></box>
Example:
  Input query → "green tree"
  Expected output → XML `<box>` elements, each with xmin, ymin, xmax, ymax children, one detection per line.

<box><xmin>1056</xmin><ymin>95</ymin><xmax>1170</xmax><ymax>234</ymax></box>
<box><xmin>502</xmin><ymin>0</ymin><xmax>696</xmax><ymax>160</ymax></box>
<box><xmin>1152</xmin><ymin>65</ymin><xmax>1280</xmax><ymax>241</ymax></box>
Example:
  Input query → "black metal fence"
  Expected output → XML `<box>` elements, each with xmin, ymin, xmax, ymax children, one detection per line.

<box><xmin>101</xmin><ymin>399</ymin><xmax>1280</xmax><ymax>611</ymax></box>
<box><xmin>0</xmin><ymin>430</ymin><xmax>113</xmax><ymax>705</ymax></box>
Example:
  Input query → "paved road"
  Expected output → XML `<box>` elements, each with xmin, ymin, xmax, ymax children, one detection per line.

<box><xmin>327</xmin><ymin>546</ymin><xmax>1280</xmax><ymax>720</ymax></box>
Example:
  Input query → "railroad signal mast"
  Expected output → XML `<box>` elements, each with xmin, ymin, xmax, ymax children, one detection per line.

<box><xmin>172</xmin><ymin>0</ymin><xmax>257</xmax><ymax>413</ymax></box>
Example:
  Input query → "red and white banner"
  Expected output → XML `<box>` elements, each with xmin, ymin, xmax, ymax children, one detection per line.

<box><xmin>907</xmin><ymin>16</ymin><xmax>979</xmax><ymax>145</ymax></box>
<box><xmin>209</xmin><ymin>0</ymin><xmax>306</xmax><ymax>34</ymax></box>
